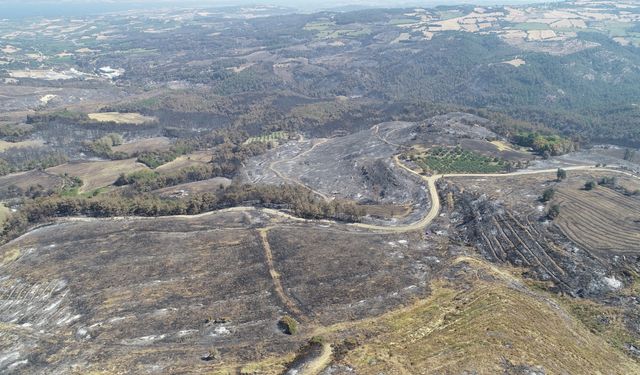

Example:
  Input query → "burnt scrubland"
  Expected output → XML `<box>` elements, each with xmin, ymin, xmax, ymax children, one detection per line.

<box><xmin>1</xmin><ymin>1</ymin><xmax>640</xmax><ymax>374</ymax></box>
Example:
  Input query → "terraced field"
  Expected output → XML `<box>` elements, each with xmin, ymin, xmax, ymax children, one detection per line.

<box><xmin>554</xmin><ymin>186</ymin><xmax>640</xmax><ymax>255</ymax></box>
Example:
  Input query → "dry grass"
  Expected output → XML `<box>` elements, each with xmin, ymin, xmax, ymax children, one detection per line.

<box><xmin>0</xmin><ymin>170</ymin><xmax>64</xmax><ymax>192</ymax></box>
<box><xmin>112</xmin><ymin>137</ymin><xmax>171</xmax><ymax>155</ymax></box>
<box><xmin>341</xmin><ymin>257</ymin><xmax>640</xmax><ymax>374</ymax></box>
<box><xmin>87</xmin><ymin>112</ymin><xmax>155</xmax><ymax>124</ymax></box>
<box><xmin>46</xmin><ymin>158</ymin><xmax>149</xmax><ymax>192</ymax></box>
<box><xmin>155</xmin><ymin>151</ymin><xmax>211</xmax><ymax>174</ymax></box>
<box><xmin>490</xmin><ymin>140</ymin><xmax>518</xmax><ymax>151</ymax></box>
<box><xmin>0</xmin><ymin>203</ymin><xmax>9</xmax><ymax>227</ymax></box>
<box><xmin>0</xmin><ymin>139</ymin><xmax>43</xmax><ymax>151</ymax></box>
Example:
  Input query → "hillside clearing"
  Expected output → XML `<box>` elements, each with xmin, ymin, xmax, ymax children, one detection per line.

<box><xmin>112</xmin><ymin>137</ymin><xmax>172</xmax><ymax>155</ymax></box>
<box><xmin>46</xmin><ymin>158</ymin><xmax>149</xmax><ymax>192</ymax></box>
<box><xmin>87</xmin><ymin>112</ymin><xmax>156</xmax><ymax>124</ymax></box>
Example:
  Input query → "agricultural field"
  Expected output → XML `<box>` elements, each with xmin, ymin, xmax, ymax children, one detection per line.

<box><xmin>155</xmin><ymin>150</ymin><xmax>211</xmax><ymax>174</ymax></box>
<box><xmin>87</xmin><ymin>112</ymin><xmax>156</xmax><ymax>124</ymax></box>
<box><xmin>553</xmin><ymin>180</ymin><xmax>640</xmax><ymax>256</ymax></box>
<box><xmin>244</xmin><ymin>131</ymin><xmax>290</xmax><ymax>145</ymax></box>
<box><xmin>413</xmin><ymin>146</ymin><xmax>507</xmax><ymax>174</ymax></box>
<box><xmin>112</xmin><ymin>137</ymin><xmax>172</xmax><ymax>156</ymax></box>
<box><xmin>302</xmin><ymin>21</ymin><xmax>372</xmax><ymax>39</ymax></box>
<box><xmin>46</xmin><ymin>158</ymin><xmax>149</xmax><ymax>192</ymax></box>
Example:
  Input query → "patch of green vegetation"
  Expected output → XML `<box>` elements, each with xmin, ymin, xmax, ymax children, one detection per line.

<box><xmin>137</xmin><ymin>151</ymin><xmax>179</xmax><ymax>169</ymax></box>
<box><xmin>59</xmin><ymin>175</ymin><xmax>84</xmax><ymax>197</ymax></box>
<box><xmin>245</xmin><ymin>131</ymin><xmax>289</xmax><ymax>145</ymax></box>
<box><xmin>512</xmin><ymin>132</ymin><xmax>574</xmax><ymax>156</ymax></box>
<box><xmin>413</xmin><ymin>146</ymin><xmax>506</xmax><ymax>174</ymax></box>
<box><xmin>602</xmin><ymin>21</ymin><xmax>632</xmax><ymax>37</ymax></box>
<box><xmin>304</xmin><ymin>20</ymin><xmax>372</xmax><ymax>39</ymax></box>
<box><xmin>303</xmin><ymin>21</ymin><xmax>334</xmax><ymax>32</ymax></box>
<box><xmin>85</xmin><ymin>133</ymin><xmax>128</xmax><ymax>160</ymax></box>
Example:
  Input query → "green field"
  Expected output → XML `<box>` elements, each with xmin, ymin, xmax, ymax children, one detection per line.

<box><xmin>414</xmin><ymin>147</ymin><xmax>507</xmax><ymax>174</ymax></box>
<box><xmin>244</xmin><ymin>131</ymin><xmax>290</xmax><ymax>145</ymax></box>
<box><xmin>303</xmin><ymin>21</ymin><xmax>372</xmax><ymax>38</ymax></box>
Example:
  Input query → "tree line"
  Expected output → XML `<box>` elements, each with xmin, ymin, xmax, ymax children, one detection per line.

<box><xmin>0</xmin><ymin>183</ymin><xmax>364</xmax><ymax>245</ymax></box>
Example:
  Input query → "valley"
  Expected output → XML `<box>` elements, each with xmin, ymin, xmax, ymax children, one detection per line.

<box><xmin>1</xmin><ymin>1</ymin><xmax>640</xmax><ymax>374</ymax></box>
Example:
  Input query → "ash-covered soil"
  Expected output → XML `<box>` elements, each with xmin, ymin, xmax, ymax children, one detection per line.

<box><xmin>437</xmin><ymin>171</ymin><xmax>640</xmax><ymax>359</ymax></box>
<box><xmin>243</xmin><ymin>113</ymin><xmax>526</xmax><ymax>227</ymax></box>
<box><xmin>0</xmin><ymin>209</ymin><xmax>444</xmax><ymax>373</ymax></box>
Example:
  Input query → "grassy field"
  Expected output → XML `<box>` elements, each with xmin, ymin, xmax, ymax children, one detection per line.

<box><xmin>302</xmin><ymin>21</ymin><xmax>372</xmax><ymax>39</ymax></box>
<box><xmin>0</xmin><ymin>170</ymin><xmax>64</xmax><ymax>193</ymax></box>
<box><xmin>155</xmin><ymin>150</ymin><xmax>211</xmax><ymax>174</ymax></box>
<box><xmin>47</xmin><ymin>158</ymin><xmax>149</xmax><ymax>192</ymax></box>
<box><xmin>414</xmin><ymin>146</ymin><xmax>507</xmax><ymax>174</ymax></box>
<box><xmin>112</xmin><ymin>137</ymin><xmax>172</xmax><ymax>156</ymax></box>
<box><xmin>0</xmin><ymin>139</ymin><xmax>43</xmax><ymax>151</ymax></box>
<box><xmin>341</xmin><ymin>257</ymin><xmax>640</xmax><ymax>374</ymax></box>
<box><xmin>87</xmin><ymin>112</ymin><xmax>156</xmax><ymax>124</ymax></box>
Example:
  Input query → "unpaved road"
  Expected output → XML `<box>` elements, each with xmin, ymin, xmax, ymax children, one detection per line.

<box><xmin>301</xmin><ymin>343</ymin><xmax>332</xmax><ymax>375</ymax></box>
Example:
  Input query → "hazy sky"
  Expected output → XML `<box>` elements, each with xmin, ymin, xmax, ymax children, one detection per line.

<box><xmin>0</xmin><ymin>0</ymin><xmax>553</xmax><ymax>18</ymax></box>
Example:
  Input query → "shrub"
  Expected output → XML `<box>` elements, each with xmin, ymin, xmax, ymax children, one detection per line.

<box><xmin>584</xmin><ymin>181</ymin><xmax>597</xmax><ymax>191</ymax></box>
<box><xmin>541</xmin><ymin>188</ymin><xmax>555</xmax><ymax>202</ymax></box>
<box><xmin>547</xmin><ymin>204</ymin><xmax>561</xmax><ymax>220</ymax></box>
<box><xmin>278</xmin><ymin>315</ymin><xmax>298</xmax><ymax>335</ymax></box>
<box><xmin>556</xmin><ymin>168</ymin><xmax>567</xmax><ymax>181</ymax></box>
